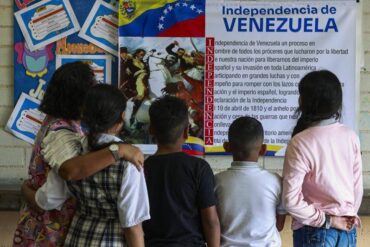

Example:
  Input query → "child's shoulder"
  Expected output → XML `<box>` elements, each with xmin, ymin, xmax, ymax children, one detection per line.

<box><xmin>254</xmin><ymin>169</ymin><xmax>283</xmax><ymax>192</ymax></box>
<box><xmin>146</xmin><ymin>152</ymin><xmax>210</xmax><ymax>167</ymax></box>
<box><xmin>292</xmin><ymin>123</ymin><xmax>358</xmax><ymax>145</ymax></box>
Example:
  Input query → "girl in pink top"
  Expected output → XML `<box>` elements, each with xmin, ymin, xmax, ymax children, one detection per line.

<box><xmin>282</xmin><ymin>70</ymin><xmax>362</xmax><ymax>246</ymax></box>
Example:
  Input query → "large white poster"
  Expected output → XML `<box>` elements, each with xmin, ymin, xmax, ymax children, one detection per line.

<box><xmin>205</xmin><ymin>1</ymin><xmax>357</xmax><ymax>155</ymax></box>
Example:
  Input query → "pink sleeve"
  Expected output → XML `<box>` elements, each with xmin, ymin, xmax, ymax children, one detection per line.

<box><xmin>282</xmin><ymin>138</ymin><xmax>325</xmax><ymax>227</ymax></box>
<box><xmin>353</xmin><ymin>136</ymin><xmax>363</xmax><ymax>213</ymax></box>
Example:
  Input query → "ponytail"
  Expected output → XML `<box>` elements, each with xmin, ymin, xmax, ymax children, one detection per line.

<box><xmin>82</xmin><ymin>84</ymin><xmax>127</xmax><ymax>150</ymax></box>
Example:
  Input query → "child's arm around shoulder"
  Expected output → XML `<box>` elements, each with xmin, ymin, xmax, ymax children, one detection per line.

<box><xmin>58</xmin><ymin>144</ymin><xmax>143</xmax><ymax>180</ymax></box>
<box><xmin>41</xmin><ymin>129</ymin><xmax>144</xmax><ymax>180</ymax></box>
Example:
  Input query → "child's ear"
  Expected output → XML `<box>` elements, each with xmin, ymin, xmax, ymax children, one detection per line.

<box><xmin>121</xmin><ymin>111</ymin><xmax>125</xmax><ymax>121</ymax></box>
<box><xmin>183</xmin><ymin>125</ymin><xmax>189</xmax><ymax>140</ymax></box>
<box><xmin>223</xmin><ymin>142</ymin><xmax>231</xmax><ymax>152</ymax></box>
<box><xmin>259</xmin><ymin>144</ymin><xmax>267</xmax><ymax>156</ymax></box>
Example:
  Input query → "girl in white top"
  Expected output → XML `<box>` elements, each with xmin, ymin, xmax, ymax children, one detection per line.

<box><xmin>35</xmin><ymin>84</ymin><xmax>150</xmax><ymax>247</ymax></box>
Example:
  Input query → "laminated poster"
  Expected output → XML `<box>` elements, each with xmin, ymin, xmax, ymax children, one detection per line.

<box><xmin>79</xmin><ymin>0</ymin><xmax>118</xmax><ymax>56</ymax></box>
<box><xmin>6</xmin><ymin>93</ymin><xmax>46</xmax><ymax>144</ymax></box>
<box><xmin>117</xmin><ymin>0</ymin><xmax>357</xmax><ymax>156</ymax></box>
<box><xmin>56</xmin><ymin>54</ymin><xmax>113</xmax><ymax>84</ymax></box>
<box><xmin>14</xmin><ymin>0</ymin><xmax>80</xmax><ymax>51</ymax></box>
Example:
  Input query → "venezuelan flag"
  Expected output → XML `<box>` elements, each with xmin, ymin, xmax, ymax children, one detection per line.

<box><xmin>182</xmin><ymin>136</ymin><xmax>205</xmax><ymax>155</ymax></box>
<box><xmin>119</xmin><ymin>0</ymin><xmax>205</xmax><ymax>37</ymax></box>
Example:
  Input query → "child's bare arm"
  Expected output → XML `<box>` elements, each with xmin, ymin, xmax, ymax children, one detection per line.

<box><xmin>200</xmin><ymin>206</ymin><xmax>220</xmax><ymax>247</ymax></box>
<box><xmin>276</xmin><ymin>214</ymin><xmax>286</xmax><ymax>232</ymax></box>
<box><xmin>21</xmin><ymin>180</ymin><xmax>43</xmax><ymax>212</ymax></box>
<box><xmin>59</xmin><ymin>144</ymin><xmax>144</xmax><ymax>181</ymax></box>
<box><xmin>123</xmin><ymin>224</ymin><xmax>145</xmax><ymax>247</ymax></box>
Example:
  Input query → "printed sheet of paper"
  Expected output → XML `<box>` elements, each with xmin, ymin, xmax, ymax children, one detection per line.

<box><xmin>56</xmin><ymin>54</ymin><xmax>112</xmax><ymax>84</ymax></box>
<box><xmin>6</xmin><ymin>93</ymin><xmax>46</xmax><ymax>144</ymax></box>
<box><xmin>79</xmin><ymin>0</ymin><xmax>118</xmax><ymax>56</ymax></box>
<box><xmin>14</xmin><ymin>0</ymin><xmax>80</xmax><ymax>51</ymax></box>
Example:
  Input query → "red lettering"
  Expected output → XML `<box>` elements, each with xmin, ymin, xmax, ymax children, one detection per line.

<box><xmin>206</xmin><ymin>37</ymin><xmax>214</xmax><ymax>47</ymax></box>
<box><xmin>205</xmin><ymin>79</ymin><xmax>214</xmax><ymax>87</ymax></box>
<box><xmin>206</xmin><ymin>63</ymin><xmax>214</xmax><ymax>70</ymax></box>
<box><xmin>205</xmin><ymin>112</ymin><xmax>213</xmax><ymax>120</ymax></box>
<box><xmin>204</xmin><ymin>128</ymin><xmax>213</xmax><ymax>136</ymax></box>
<box><xmin>206</xmin><ymin>71</ymin><xmax>214</xmax><ymax>79</ymax></box>
<box><xmin>205</xmin><ymin>87</ymin><xmax>213</xmax><ymax>96</ymax></box>
<box><xmin>205</xmin><ymin>104</ymin><xmax>214</xmax><ymax>111</ymax></box>
<box><xmin>205</xmin><ymin>121</ymin><xmax>214</xmax><ymax>128</ymax></box>
<box><xmin>205</xmin><ymin>137</ymin><xmax>213</xmax><ymax>145</ymax></box>
<box><xmin>205</xmin><ymin>96</ymin><xmax>214</xmax><ymax>103</ymax></box>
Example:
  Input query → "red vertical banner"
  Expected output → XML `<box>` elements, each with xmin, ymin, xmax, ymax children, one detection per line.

<box><xmin>204</xmin><ymin>37</ymin><xmax>214</xmax><ymax>145</ymax></box>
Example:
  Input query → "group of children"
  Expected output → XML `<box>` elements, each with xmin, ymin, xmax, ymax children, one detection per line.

<box><xmin>13</xmin><ymin>63</ymin><xmax>362</xmax><ymax>247</ymax></box>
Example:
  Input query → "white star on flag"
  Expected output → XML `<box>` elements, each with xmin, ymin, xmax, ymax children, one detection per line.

<box><xmin>175</xmin><ymin>3</ymin><xmax>180</xmax><ymax>7</ymax></box>
<box><xmin>183</xmin><ymin>3</ymin><xmax>188</xmax><ymax>7</ymax></box>
<box><xmin>168</xmin><ymin>5</ymin><xmax>173</xmax><ymax>11</ymax></box>
<box><xmin>163</xmin><ymin>9</ymin><xmax>168</xmax><ymax>14</ymax></box>
<box><xmin>196</xmin><ymin>9</ymin><xmax>203</xmax><ymax>14</ymax></box>
<box><xmin>190</xmin><ymin>4</ymin><xmax>196</xmax><ymax>10</ymax></box>
<box><xmin>158</xmin><ymin>23</ymin><xmax>164</xmax><ymax>30</ymax></box>
<box><xmin>160</xmin><ymin>16</ymin><xmax>165</xmax><ymax>21</ymax></box>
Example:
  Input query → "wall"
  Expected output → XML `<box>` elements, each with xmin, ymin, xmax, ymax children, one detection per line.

<box><xmin>0</xmin><ymin>0</ymin><xmax>370</xmax><ymax>186</ymax></box>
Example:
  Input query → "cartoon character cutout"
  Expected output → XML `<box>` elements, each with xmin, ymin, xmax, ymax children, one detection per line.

<box><xmin>15</xmin><ymin>42</ymin><xmax>54</xmax><ymax>78</ymax></box>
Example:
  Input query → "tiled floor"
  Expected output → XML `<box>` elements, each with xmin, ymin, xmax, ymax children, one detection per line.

<box><xmin>1</xmin><ymin>211</ymin><xmax>370</xmax><ymax>246</ymax></box>
<box><xmin>0</xmin><ymin>211</ymin><xmax>18</xmax><ymax>247</ymax></box>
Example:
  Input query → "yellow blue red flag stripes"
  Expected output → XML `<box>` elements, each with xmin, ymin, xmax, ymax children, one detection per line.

<box><xmin>119</xmin><ymin>0</ymin><xmax>205</xmax><ymax>37</ymax></box>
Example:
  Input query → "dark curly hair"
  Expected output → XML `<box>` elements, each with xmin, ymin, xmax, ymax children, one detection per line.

<box><xmin>39</xmin><ymin>61</ymin><xmax>96</xmax><ymax>120</ymax></box>
<box><xmin>82</xmin><ymin>84</ymin><xmax>127</xmax><ymax>150</ymax></box>
<box><xmin>149</xmin><ymin>95</ymin><xmax>189</xmax><ymax>145</ymax></box>
<box><xmin>292</xmin><ymin>70</ymin><xmax>342</xmax><ymax>137</ymax></box>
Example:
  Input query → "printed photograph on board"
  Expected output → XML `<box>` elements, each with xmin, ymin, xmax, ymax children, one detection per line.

<box><xmin>119</xmin><ymin>37</ymin><xmax>205</xmax><ymax>150</ymax></box>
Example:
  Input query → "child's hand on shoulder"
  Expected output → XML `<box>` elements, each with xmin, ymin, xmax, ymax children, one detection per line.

<box><xmin>118</xmin><ymin>144</ymin><xmax>144</xmax><ymax>171</ymax></box>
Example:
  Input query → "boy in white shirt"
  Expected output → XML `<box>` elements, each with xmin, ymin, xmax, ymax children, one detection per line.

<box><xmin>215</xmin><ymin>116</ymin><xmax>286</xmax><ymax>247</ymax></box>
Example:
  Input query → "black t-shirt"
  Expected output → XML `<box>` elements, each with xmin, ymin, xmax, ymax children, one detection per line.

<box><xmin>143</xmin><ymin>152</ymin><xmax>217</xmax><ymax>247</ymax></box>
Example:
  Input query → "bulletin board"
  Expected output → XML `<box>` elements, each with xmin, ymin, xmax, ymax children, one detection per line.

<box><xmin>9</xmin><ymin>0</ymin><xmax>118</xmax><ymax>144</ymax></box>
<box><xmin>8</xmin><ymin>0</ymin><xmax>361</xmax><ymax>157</ymax></box>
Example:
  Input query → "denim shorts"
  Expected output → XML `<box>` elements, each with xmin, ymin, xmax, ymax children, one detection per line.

<box><xmin>293</xmin><ymin>226</ymin><xmax>356</xmax><ymax>247</ymax></box>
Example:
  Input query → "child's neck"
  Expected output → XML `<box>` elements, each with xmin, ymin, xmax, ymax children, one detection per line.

<box><xmin>155</xmin><ymin>142</ymin><xmax>183</xmax><ymax>155</ymax></box>
<box><xmin>233</xmin><ymin>155</ymin><xmax>259</xmax><ymax>163</ymax></box>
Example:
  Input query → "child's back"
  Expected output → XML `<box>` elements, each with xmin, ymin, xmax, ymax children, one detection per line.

<box><xmin>215</xmin><ymin>163</ymin><xmax>284</xmax><ymax>247</ymax></box>
<box><xmin>144</xmin><ymin>152</ymin><xmax>215</xmax><ymax>246</ymax></box>
<box><xmin>215</xmin><ymin>116</ymin><xmax>285</xmax><ymax>247</ymax></box>
<box><xmin>143</xmin><ymin>96</ymin><xmax>219</xmax><ymax>247</ymax></box>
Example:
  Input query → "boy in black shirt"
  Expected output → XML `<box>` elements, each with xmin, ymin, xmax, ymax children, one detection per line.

<box><xmin>143</xmin><ymin>95</ymin><xmax>220</xmax><ymax>247</ymax></box>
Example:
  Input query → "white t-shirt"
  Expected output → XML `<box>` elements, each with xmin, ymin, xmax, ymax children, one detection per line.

<box><xmin>35</xmin><ymin>131</ymin><xmax>150</xmax><ymax>228</ymax></box>
<box><xmin>215</xmin><ymin>161</ymin><xmax>285</xmax><ymax>247</ymax></box>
